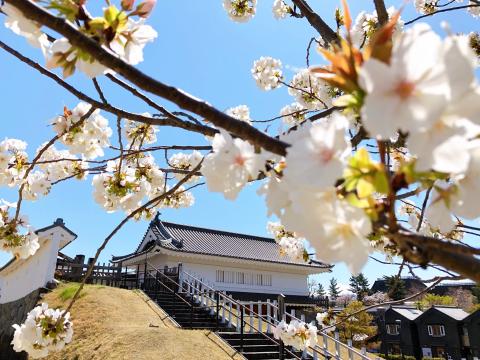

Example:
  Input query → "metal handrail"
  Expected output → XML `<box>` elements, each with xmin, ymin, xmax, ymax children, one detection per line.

<box><xmin>180</xmin><ymin>270</ymin><xmax>301</xmax><ymax>360</ymax></box>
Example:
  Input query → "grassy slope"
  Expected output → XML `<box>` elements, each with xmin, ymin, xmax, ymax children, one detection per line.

<box><xmin>41</xmin><ymin>283</ymin><xmax>240</xmax><ymax>360</ymax></box>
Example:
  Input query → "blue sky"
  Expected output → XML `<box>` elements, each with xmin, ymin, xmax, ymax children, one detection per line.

<box><xmin>0</xmin><ymin>0</ymin><xmax>478</xmax><ymax>290</ymax></box>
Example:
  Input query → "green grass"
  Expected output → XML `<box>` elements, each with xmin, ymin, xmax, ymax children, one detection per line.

<box><xmin>57</xmin><ymin>282</ymin><xmax>105</xmax><ymax>302</ymax></box>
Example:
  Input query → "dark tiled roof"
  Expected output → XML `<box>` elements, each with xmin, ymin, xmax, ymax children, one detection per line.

<box><xmin>226</xmin><ymin>291</ymin><xmax>322</xmax><ymax>305</ymax></box>
<box><xmin>115</xmin><ymin>216</ymin><xmax>331</xmax><ymax>270</ymax></box>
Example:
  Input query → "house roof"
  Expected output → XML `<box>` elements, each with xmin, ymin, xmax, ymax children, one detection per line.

<box><xmin>371</xmin><ymin>277</ymin><xmax>426</xmax><ymax>293</ymax></box>
<box><xmin>389</xmin><ymin>306</ymin><xmax>423</xmax><ymax>321</ymax></box>
<box><xmin>414</xmin><ymin>306</ymin><xmax>470</xmax><ymax>322</ymax></box>
<box><xmin>112</xmin><ymin>216</ymin><xmax>332</xmax><ymax>270</ymax></box>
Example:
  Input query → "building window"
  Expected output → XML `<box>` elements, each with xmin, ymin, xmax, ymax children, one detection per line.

<box><xmin>386</xmin><ymin>324</ymin><xmax>400</xmax><ymax>335</ymax></box>
<box><xmin>217</xmin><ymin>270</ymin><xmax>272</xmax><ymax>286</ymax></box>
<box><xmin>427</xmin><ymin>325</ymin><xmax>446</xmax><ymax>337</ymax></box>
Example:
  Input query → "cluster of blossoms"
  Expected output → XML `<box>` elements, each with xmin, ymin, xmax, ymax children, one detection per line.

<box><xmin>201</xmin><ymin>130</ymin><xmax>265</xmax><ymax>200</ymax></box>
<box><xmin>316</xmin><ymin>311</ymin><xmax>336</xmax><ymax>333</ymax></box>
<box><xmin>267</xmin><ymin>221</ymin><xmax>306</xmax><ymax>261</ymax></box>
<box><xmin>273</xmin><ymin>319</ymin><xmax>318</xmax><ymax>350</ymax></box>
<box><xmin>359</xmin><ymin>24</ymin><xmax>480</xmax><ymax>233</ymax></box>
<box><xmin>362</xmin><ymin>292</ymin><xmax>390</xmax><ymax>305</ymax></box>
<box><xmin>350</xmin><ymin>6</ymin><xmax>404</xmax><ymax>48</ymax></box>
<box><xmin>0</xmin><ymin>138</ymin><xmax>28</xmax><ymax>187</ymax></box>
<box><xmin>93</xmin><ymin>154</ymin><xmax>195</xmax><ymax>216</ymax></box>
<box><xmin>415</xmin><ymin>0</ymin><xmax>479</xmax><ymax>17</ymax></box>
<box><xmin>226</xmin><ymin>105</ymin><xmax>252</xmax><ymax>124</ymax></box>
<box><xmin>12</xmin><ymin>303</ymin><xmax>73</xmax><ymax>359</ymax></box>
<box><xmin>1</xmin><ymin>0</ymin><xmax>157</xmax><ymax>78</ymax></box>
<box><xmin>288</xmin><ymin>69</ymin><xmax>332</xmax><ymax>110</ymax></box>
<box><xmin>169</xmin><ymin>151</ymin><xmax>203</xmax><ymax>182</ymax></box>
<box><xmin>222</xmin><ymin>0</ymin><xmax>257</xmax><ymax>23</ymax></box>
<box><xmin>280</xmin><ymin>103</ymin><xmax>307</xmax><ymax>127</ymax></box>
<box><xmin>51</xmin><ymin>102</ymin><xmax>112</xmax><ymax>159</ymax></box>
<box><xmin>124</xmin><ymin>115</ymin><xmax>158</xmax><ymax>147</ymax></box>
<box><xmin>37</xmin><ymin>145</ymin><xmax>88</xmax><ymax>182</ymax></box>
<box><xmin>0</xmin><ymin>200</ymin><xmax>39</xmax><ymax>259</ymax></box>
<box><xmin>251</xmin><ymin>57</ymin><xmax>283</xmax><ymax>91</ymax></box>
<box><xmin>272</xmin><ymin>0</ymin><xmax>290</xmax><ymax>20</ymax></box>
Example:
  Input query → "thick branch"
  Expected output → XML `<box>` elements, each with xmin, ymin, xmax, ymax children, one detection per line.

<box><xmin>373</xmin><ymin>0</ymin><xmax>389</xmax><ymax>25</ymax></box>
<box><xmin>392</xmin><ymin>232</ymin><xmax>480</xmax><ymax>282</ymax></box>
<box><xmin>290</xmin><ymin>0</ymin><xmax>338</xmax><ymax>45</ymax></box>
<box><xmin>6</xmin><ymin>0</ymin><xmax>288</xmax><ymax>156</ymax></box>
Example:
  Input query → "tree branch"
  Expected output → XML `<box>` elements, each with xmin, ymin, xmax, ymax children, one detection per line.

<box><xmin>290</xmin><ymin>0</ymin><xmax>338</xmax><ymax>45</ymax></box>
<box><xmin>0</xmin><ymin>39</ymin><xmax>217</xmax><ymax>138</ymax></box>
<box><xmin>6</xmin><ymin>0</ymin><xmax>288</xmax><ymax>156</ymax></box>
<box><xmin>373</xmin><ymin>0</ymin><xmax>389</xmax><ymax>25</ymax></box>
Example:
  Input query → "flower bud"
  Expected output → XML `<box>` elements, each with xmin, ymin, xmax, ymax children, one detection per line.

<box><xmin>121</xmin><ymin>0</ymin><xmax>135</xmax><ymax>11</ymax></box>
<box><xmin>135</xmin><ymin>0</ymin><xmax>156</xmax><ymax>18</ymax></box>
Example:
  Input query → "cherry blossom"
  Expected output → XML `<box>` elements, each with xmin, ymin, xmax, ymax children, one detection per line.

<box><xmin>12</xmin><ymin>303</ymin><xmax>73</xmax><ymax>359</ymax></box>
<box><xmin>169</xmin><ymin>151</ymin><xmax>203</xmax><ymax>182</ymax></box>
<box><xmin>273</xmin><ymin>319</ymin><xmax>318</xmax><ymax>350</ymax></box>
<box><xmin>47</xmin><ymin>38</ymin><xmax>107</xmax><ymax>78</ymax></box>
<box><xmin>272</xmin><ymin>0</ymin><xmax>290</xmax><ymax>20</ymax></box>
<box><xmin>289</xmin><ymin>69</ymin><xmax>332</xmax><ymax>110</ymax></box>
<box><xmin>251</xmin><ymin>57</ymin><xmax>283</xmax><ymax>90</ymax></box>
<box><xmin>359</xmin><ymin>24</ymin><xmax>449</xmax><ymax>140</ymax></box>
<box><xmin>124</xmin><ymin>116</ymin><xmax>158</xmax><ymax>147</ymax></box>
<box><xmin>283</xmin><ymin>113</ymin><xmax>350</xmax><ymax>190</ymax></box>
<box><xmin>0</xmin><ymin>200</ymin><xmax>39</xmax><ymax>259</ymax></box>
<box><xmin>1</xmin><ymin>3</ymin><xmax>50</xmax><ymax>56</ymax></box>
<box><xmin>0</xmin><ymin>138</ymin><xmax>28</xmax><ymax>187</ymax></box>
<box><xmin>226</xmin><ymin>105</ymin><xmax>252</xmax><ymax>124</ymax></box>
<box><xmin>223</xmin><ymin>0</ymin><xmax>257</xmax><ymax>23</ymax></box>
<box><xmin>110</xmin><ymin>19</ymin><xmax>158</xmax><ymax>65</ymax></box>
<box><xmin>201</xmin><ymin>130</ymin><xmax>265</xmax><ymax>200</ymax></box>
<box><xmin>37</xmin><ymin>145</ymin><xmax>88</xmax><ymax>182</ymax></box>
<box><xmin>51</xmin><ymin>102</ymin><xmax>112</xmax><ymax>159</ymax></box>
<box><xmin>280</xmin><ymin>103</ymin><xmax>307</xmax><ymax>127</ymax></box>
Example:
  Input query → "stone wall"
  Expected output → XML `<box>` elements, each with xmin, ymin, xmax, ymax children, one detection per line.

<box><xmin>0</xmin><ymin>289</ymin><xmax>40</xmax><ymax>360</ymax></box>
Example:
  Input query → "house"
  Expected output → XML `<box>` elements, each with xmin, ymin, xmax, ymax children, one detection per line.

<box><xmin>377</xmin><ymin>306</ymin><xmax>423</xmax><ymax>358</ymax></box>
<box><xmin>414</xmin><ymin>306</ymin><xmax>470</xmax><ymax>359</ymax></box>
<box><xmin>431</xmin><ymin>281</ymin><xmax>477</xmax><ymax>296</ymax></box>
<box><xmin>111</xmin><ymin>215</ymin><xmax>332</xmax><ymax>307</ymax></box>
<box><xmin>464</xmin><ymin>309</ymin><xmax>480</xmax><ymax>359</ymax></box>
<box><xmin>371</xmin><ymin>276</ymin><xmax>427</xmax><ymax>295</ymax></box>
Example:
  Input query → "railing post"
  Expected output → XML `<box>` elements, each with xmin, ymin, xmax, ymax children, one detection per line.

<box><xmin>249</xmin><ymin>302</ymin><xmax>254</xmax><ymax>334</ymax></box>
<box><xmin>228</xmin><ymin>301</ymin><xmax>232</xmax><ymax>328</ymax></box>
<box><xmin>278</xmin><ymin>294</ymin><xmax>285</xmax><ymax>360</ymax></box>
<box><xmin>216</xmin><ymin>291</ymin><xmax>220</xmax><ymax>331</ymax></box>
<box><xmin>266</xmin><ymin>299</ymin><xmax>271</xmax><ymax>333</ymax></box>
<box><xmin>221</xmin><ymin>292</ymin><xmax>226</xmax><ymax>323</ymax></box>
<box><xmin>258</xmin><ymin>301</ymin><xmax>263</xmax><ymax>333</ymax></box>
<box><xmin>334</xmin><ymin>332</ymin><xmax>341</xmax><ymax>360</ymax></box>
<box><xmin>347</xmin><ymin>339</ymin><xmax>354</xmax><ymax>360</ymax></box>
<box><xmin>240</xmin><ymin>307</ymin><xmax>244</xmax><ymax>352</ymax></box>
<box><xmin>323</xmin><ymin>333</ymin><xmax>328</xmax><ymax>357</ymax></box>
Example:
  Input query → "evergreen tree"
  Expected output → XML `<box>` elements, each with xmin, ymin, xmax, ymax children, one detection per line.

<box><xmin>329</xmin><ymin>277</ymin><xmax>341</xmax><ymax>300</ymax></box>
<box><xmin>316</xmin><ymin>283</ymin><xmax>326</xmax><ymax>298</ymax></box>
<box><xmin>349</xmin><ymin>273</ymin><xmax>370</xmax><ymax>301</ymax></box>
<box><xmin>384</xmin><ymin>275</ymin><xmax>406</xmax><ymax>300</ymax></box>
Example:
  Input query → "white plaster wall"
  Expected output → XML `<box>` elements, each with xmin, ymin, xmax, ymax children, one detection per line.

<box><xmin>0</xmin><ymin>227</ymin><xmax>73</xmax><ymax>304</ymax></box>
<box><xmin>149</xmin><ymin>254</ymin><xmax>309</xmax><ymax>296</ymax></box>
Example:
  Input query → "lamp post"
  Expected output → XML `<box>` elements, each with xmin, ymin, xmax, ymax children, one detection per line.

<box><xmin>395</xmin><ymin>319</ymin><xmax>404</xmax><ymax>360</ymax></box>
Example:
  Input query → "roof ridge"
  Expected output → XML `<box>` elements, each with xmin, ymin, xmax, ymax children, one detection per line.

<box><xmin>160</xmin><ymin>220</ymin><xmax>276</xmax><ymax>243</ymax></box>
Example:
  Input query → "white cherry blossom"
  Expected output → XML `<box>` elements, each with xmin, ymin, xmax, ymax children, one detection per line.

<box><xmin>226</xmin><ymin>105</ymin><xmax>252</xmax><ymax>124</ymax></box>
<box><xmin>110</xmin><ymin>19</ymin><xmax>158</xmax><ymax>65</ymax></box>
<box><xmin>283</xmin><ymin>113</ymin><xmax>350</xmax><ymax>190</ymax></box>
<box><xmin>272</xmin><ymin>0</ymin><xmax>290</xmax><ymax>19</ymax></box>
<box><xmin>280</xmin><ymin>103</ymin><xmax>307</xmax><ymax>127</ymax></box>
<box><xmin>12</xmin><ymin>303</ymin><xmax>73</xmax><ymax>359</ymax></box>
<box><xmin>223</xmin><ymin>0</ymin><xmax>257</xmax><ymax>23</ymax></box>
<box><xmin>169</xmin><ymin>151</ymin><xmax>203</xmax><ymax>182</ymax></box>
<box><xmin>1</xmin><ymin>3</ymin><xmax>50</xmax><ymax>56</ymax></box>
<box><xmin>251</xmin><ymin>57</ymin><xmax>283</xmax><ymax>90</ymax></box>
<box><xmin>124</xmin><ymin>116</ymin><xmax>158</xmax><ymax>146</ymax></box>
<box><xmin>201</xmin><ymin>130</ymin><xmax>265</xmax><ymax>200</ymax></box>
<box><xmin>51</xmin><ymin>102</ymin><xmax>112</xmax><ymax>159</ymax></box>
<box><xmin>359</xmin><ymin>24</ymin><xmax>449</xmax><ymax>139</ymax></box>
<box><xmin>289</xmin><ymin>69</ymin><xmax>332</xmax><ymax>110</ymax></box>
